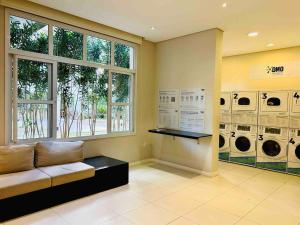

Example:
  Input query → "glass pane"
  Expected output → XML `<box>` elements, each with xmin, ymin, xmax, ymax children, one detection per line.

<box><xmin>112</xmin><ymin>73</ymin><xmax>132</xmax><ymax>103</ymax></box>
<box><xmin>10</xmin><ymin>16</ymin><xmax>48</xmax><ymax>54</ymax></box>
<box><xmin>112</xmin><ymin>105</ymin><xmax>130</xmax><ymax>132</ymax></box>
<box><xmin>17</xmin><ymin>104</ymin><xmax>50</xmax><ymax>140</ymax></box>
<box><xmin>87</xmin><ymin>36</ymin><xmax>111</xmax><ymax>64</ymax></box>
<box><xmin>53</xmin><ymin>26</ymin><xmax>83</xmax><ymax>60</ymax></box>
<box><xmin>17</xmin><ymin>59</ymin><xmax>51</xmax><ymax>100</ymax></box>
<box><xmin>114</xmin><ymin>43</ymin><xmax>134</xmax><ymax>69</ymax></box>
<box><xmin>57</xmin><ymin>63</ymin><xmax>108</xmax><ymax>138</ymax></box>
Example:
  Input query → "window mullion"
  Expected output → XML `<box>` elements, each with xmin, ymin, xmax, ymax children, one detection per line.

<box><xmin>83</xmin><ymin>33</ymin><xmax>87</xmax><ymax>62</ymax></box>
<box><xmin>52</xmin><ymin>62</ymin><xmax>58</xmax><ymax>139</ymax></box>
<box><xmin>108</xmin><ymin>70</ymin><xmax>112</xmax><ymax>133</ymax></box>
<box><xmin>111</xmin><ymin>41</ymin><xmax>115</xmax><ymax>67</ymax></box>
<box><xmin>48</xmin><ymin>24</ymin><xmax>53</xmax><ymax>56</ymax></box>
<box><xmin>12</xmin><ymin>55</ymin><xmax>18</xmax><ymax>143</ymax></box>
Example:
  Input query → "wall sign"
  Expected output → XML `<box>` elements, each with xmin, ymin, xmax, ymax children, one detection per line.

<box><xmin>158</xmin><ymin>88</ymin><xmax>206</xmax><ymax>132</ymax></box>
<box><xmin>249</xmin><ymin>61</ymin><xmax>300</xmax><ymax>79</ymax></box>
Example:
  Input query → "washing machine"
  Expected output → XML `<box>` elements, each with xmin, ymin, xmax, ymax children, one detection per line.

<box><xmin>256</xmin><ymin>126</ymin><xmax>288</xmax><ymax>172</ymax></box>
<box><xmin>231</xmin><ymin>91</ymin><xmax>258</xmax><ymax>125</ymax></box>
<box><xmin>290</xmin><ymin>90</ymin><xmax>300</xmax><ymax>129</ymax></box>
<box><xmin>258</xmin><ymin>91</ymin><xmax>290</xmax><ymax>128</ymax></box>
<box><xmin>220</xmin><ymin>92</ymin><xmax>232</xmax><ymax>123</ymax></box>
<box><xmin>219</xmin><ymin>123</ymin><xmax>231</xmax><ymax>161</ymax></box>
<box><xmin>230</xmin><ymin>124</ymin><xmax>257</xmax><ymax>166</ymax></box>
<box><xmin>287</xmin><ymin>129</ymin><xmax>300</xmax><ymax>175</ymax></box>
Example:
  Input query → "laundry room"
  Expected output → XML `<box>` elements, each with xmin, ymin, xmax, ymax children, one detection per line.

<box><xmin>220</xmin><ymin>46</ymin><xmax>300</xmax><ymax>175</ymax></box>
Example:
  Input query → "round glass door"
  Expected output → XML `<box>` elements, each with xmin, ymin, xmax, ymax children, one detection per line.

<box><xmin>295</xmin><ymin>145</ymin><xmax>300</xmax><ymax>160</ymax></box>
<box><xmin>220</xmin><ymin>98</ymin><xmax>225</xmax><ymax>105</ymax></box>
<box><xmin>219</xmin><ymin>135</ymin><xmax>225</xmax><ymax>148</ymax></box>
<box><xmin>262</xmin><ymin>140</ymin><xmax>281</xmax><ymax>156</ymax></box>
<box><xmin>235</xmin><ymin>136</ymin><xmax>251</xmax><ymax>152</ymax></box>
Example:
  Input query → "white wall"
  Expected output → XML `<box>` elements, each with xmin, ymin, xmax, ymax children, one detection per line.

<box><xmin>222</xmin><ymin>46</ymin><xmax>300</xmax><ymax>91</ymax></box>
<box><xmin>153</xmin><ymin>29</ymin><xmax>223</xmax><ymax>174</ymax></box>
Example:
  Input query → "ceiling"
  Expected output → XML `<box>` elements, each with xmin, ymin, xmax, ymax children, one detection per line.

<box><xmin>29</xmin><ymin>0</ymin><xmax>300</xmax><ymax>56</ymax></box>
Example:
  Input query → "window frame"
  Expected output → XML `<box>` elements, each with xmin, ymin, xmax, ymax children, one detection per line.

<box><xmin>5</xmin><ymin>9</ymin><xmax>137</xmax><ymax>144</ymax></box>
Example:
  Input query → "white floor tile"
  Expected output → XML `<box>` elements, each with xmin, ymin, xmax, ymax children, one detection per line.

<box><xmin>168</xmin><ymin>217</ymin><xmax>199</xmax><ymax>225</ymax></box>
<box><xmin>153</xmin><ymin>191</ymin><xmax>201</xmax><ymax>215</ymax></box>
<box><xmin>234</xmin><ymin>218</ymin><xmax>261</xmax><ymax>225</ymax></box>
<box><xmin>98</xmin><ymin>215</ymin><xmax>137</xmax><ymax>225</ymax></box>
<box><xmin>245</xmin><ymin>199</ymin><xmax>300</xmax><ymax>225</ymax></box>
<box><xmin>184</xmin><ymin>205</ymin><xmax>240</xmax><ymax>225</ymax></box>
<box><xmin>4</xmin><ymin>209</ymin><xmax>67</xmax><ymax>225</ymax></box>
<box><xmin>123</xmin><ymin>203</ymin><xmax>180</xmax><ymax>225</ymax></box>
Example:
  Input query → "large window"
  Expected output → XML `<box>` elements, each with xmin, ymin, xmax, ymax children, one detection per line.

<box><xmin>7</xmin><ymin>11</ymin><xmax>136</xmax><ymax>142</ymax></box>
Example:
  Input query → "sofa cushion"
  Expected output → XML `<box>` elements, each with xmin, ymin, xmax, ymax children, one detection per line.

<box><xmin>0</xmin><ymin>169</ymin><xmax>51</xmax><ymax>200</ymax></box>
<box><xmin>0</xmin><ymin>145</ymin><xmax>34</xmax><ymax>175</ymax></box>
<box><xmin>35</xmin><ymin>141</ymin><xmax>84</xmax><ymax>167</ymax></box>
<box><xmin>38</xmin><ymin>162</ymin><xmax>95</xmax><ymax>186</ymax></box>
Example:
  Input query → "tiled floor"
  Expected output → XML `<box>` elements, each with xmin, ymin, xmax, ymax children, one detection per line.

<box><xmin>3</xmin><ymin>161</ymin><xmax>300</xmax><ymax>225</ymax></box>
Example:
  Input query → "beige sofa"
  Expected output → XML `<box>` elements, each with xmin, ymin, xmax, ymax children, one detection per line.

<box><xmin>0</xmin><ymin>142</ymin><xmax>95</xmax><ymax>200</ymax></box>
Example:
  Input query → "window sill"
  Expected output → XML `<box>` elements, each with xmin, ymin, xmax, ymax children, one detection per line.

<box><xmin>11</xmin><ymin>131</ymin><xmax>136</xmax><ymax>144</ymax></box>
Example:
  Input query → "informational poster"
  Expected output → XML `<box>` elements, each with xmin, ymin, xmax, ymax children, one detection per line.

<box><xmin>180</xmin><ymin>89</ymin><xmax>205</xmax><ymax>109</ymax></box>
<box><xmin>159</xmin><ymin>89</ymin><xmax>179</xmax><ymax>109</ymax></box>
<box><xmin>179</xmin><ymin>110</ymin><xmax>205</xmax><ymax>132</ymax></box>
<box><xmin>157</xmin><ymin>88</ymin><xmax>206</xmax><ymax>132</ymax></box>
<box><xmin>158</xmin><ymin>108</ymin><xmax>179</xmax><ymax>129</ymax></box>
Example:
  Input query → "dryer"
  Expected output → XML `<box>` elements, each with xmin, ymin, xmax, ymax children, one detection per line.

<box><xmin>231</xmin><ymin>91</ymin><xmax>258</xmax><ymax>125</ymax></box>
<box><xmin>258</xmin><ymin>91</ymin><xmax>290</xmax><ymax>128</ymax></box>
<box><xmin>257</xmin><ymin>126</ymin><xmax>288</xmax><ymax>172</ymax></box>
<box><xmin>290</xmin><ymin>90</ymin><xmax>300</xmax><ymax>129</ymax></box>
<box><xmin>220</xmin><ymin>92</ymin><xmax>232</xmax><ymax>123</ymax></box>
<box><xmin>230</xmin><ymin>124</ymin><xmax>257</xmax><ymax>166</ymax></box>
<box><xmin>287</xmin><ymin>128</ymin><xmax>300</xmax><ymax>175</ymax></box>
<box><xmin>219</xmin><ymin>123</ymin><xmax>231</xmax><ymax>161</ymax></box>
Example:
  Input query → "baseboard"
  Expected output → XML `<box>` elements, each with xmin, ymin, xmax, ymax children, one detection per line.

<box><xmin>129</xmin><ymin>158</ymin><xmax>155</xmax><ymax>167</ymax></box>
<box><xmin>130</xmin><ymin>158</ymin><xmax>218</xmax><ymax>177</ymax></box>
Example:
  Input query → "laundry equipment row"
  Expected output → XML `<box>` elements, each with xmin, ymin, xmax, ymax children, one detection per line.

<box><xmin>219</xmin><ymin>90</ymin><xmax>300</xmax><ymax>175</ymax></box>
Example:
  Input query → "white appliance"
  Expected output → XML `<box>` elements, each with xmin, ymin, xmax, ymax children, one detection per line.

<box><xmin>257</xmin><ymin>126</ymin><xmax>288</xmax><ymax>172</ymax></box>
<box><xmin>231</xmin><ymin>91</ymin><xmax>258</xmax><ymax>125</ymax></box>
<box><xmin>287</xmin><ymin>128</ymin><xmax>300</xmax><ymax>175</ymax></box>
<box><xmin>290</xmin><ymin>90</ymin><xmax>300</xmax><ymax>129</ymax></box>
<box><xmin>230</xmin><ymin>124</ymin><xmax>257</xmax><ymax>166</ymax></box>
<box><xmin>219</xmin><ymin>123</ymin><xmax>231</xmax><ymax>161</ymax></box>
<box><xmin>220</xmin><ymin>92</ymin><xmax>232</xmax><ymax>123</ymax></box>
<box><xmin>258</xmin><ymin>91</ymin><xmax>290</xmax><ymax>127</ymax></box>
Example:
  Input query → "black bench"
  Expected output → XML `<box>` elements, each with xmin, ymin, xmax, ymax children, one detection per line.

<box><xmin>0</xmin><ymin>156</ymin><xmax>129</xmax><ymax>222</ymax></box>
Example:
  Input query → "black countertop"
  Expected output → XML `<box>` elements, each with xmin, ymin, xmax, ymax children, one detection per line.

<box><xmin>148</xmin><ymin>128</ymin><xmax>212</xmax><ymax>140</ymax></box>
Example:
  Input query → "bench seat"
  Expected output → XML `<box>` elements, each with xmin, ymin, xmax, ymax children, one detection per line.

<box><xmin>38</xmin><ymin>162</ymin><xmax>95</xmax><ymax>186</ymax></box>
<box><xmin>0</xmin><ymin>169</ymin><xmax>51</xmax><ymax>200</ymax></box>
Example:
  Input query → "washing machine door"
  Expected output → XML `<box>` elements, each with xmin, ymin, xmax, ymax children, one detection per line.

<box><xmin>262</xmin><ymin>140</ymin><xmax>281</xmax><ymax>157</ymax></box>
<box><xmin>235</xmin><ymin>136</ymin><xmax>251</xmax><ymax>152</ymax></box>
<box><xmin>219</xmin><ymin>135</ymin><xmax>225</xmax><ymax>148</ymax></box>
<box><xmin>295</xmin><ymin>145</ymin><xmax>300</xmax><ymax>160</ymax></box>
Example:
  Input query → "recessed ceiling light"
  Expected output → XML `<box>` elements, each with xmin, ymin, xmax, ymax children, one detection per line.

<box><xmin>267</xmin><ymin>43</ymin><xmax>274</xmax><ymax>47</ymax></box>
<box><xmin>248</xmin><ymin>32</ymin><xmax>259</xmax><ymax>37</ymax></box>
<box><xmin>150</xmin><ymin>26</ymin><xmax>156</xmax><ymax>31</ymax></box>
<box><xmin>222</xmin><ymin>2</ymin><xmax>227</xmax><ymax>8</ymax></box>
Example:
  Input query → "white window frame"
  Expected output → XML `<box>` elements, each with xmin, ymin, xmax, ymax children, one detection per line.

<box><xmin>5</xmin><ymin>9</ymin><xmax>137</xmax><ymax>143</ymax></box>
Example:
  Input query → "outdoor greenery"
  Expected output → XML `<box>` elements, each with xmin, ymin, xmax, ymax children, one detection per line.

<box><xmin>10</xmin><ymin>15</ymin><xmax>133</xmax><ymax>140</ymax></box>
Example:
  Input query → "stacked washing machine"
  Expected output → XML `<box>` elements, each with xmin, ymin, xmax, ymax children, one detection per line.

<box><xmin>256</xmin><ymin>91</ymin><xmax>290</xmax><ymax>172</ymax></box>
<box><xmin>219</xmin><ymin>92</ymin><xmax>232</xmax><ymax>161</ymax></box>
<box><xmin>230</xmin><ymin>91</ymin><xmax>258</xmax><ymax>166</ymax></box>
<box><xmin>288</xmin><ymin>91</ymin><xmax>300</xmax><ymax>175</ymax></box>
